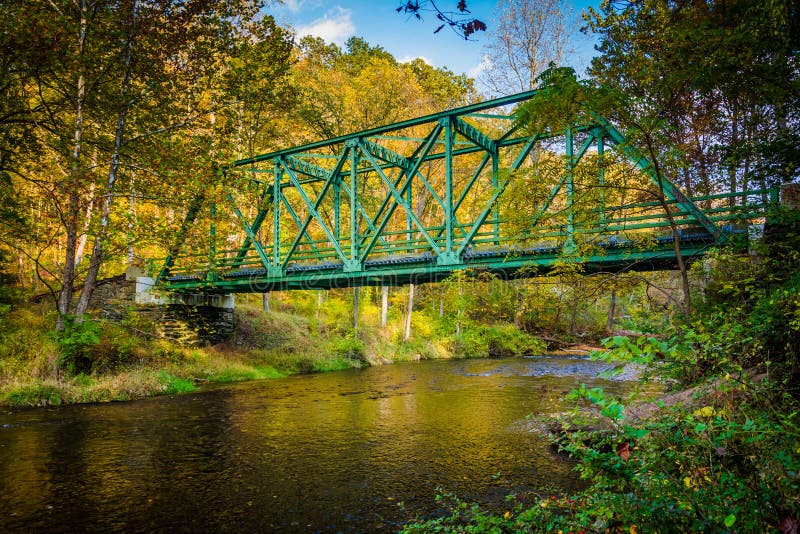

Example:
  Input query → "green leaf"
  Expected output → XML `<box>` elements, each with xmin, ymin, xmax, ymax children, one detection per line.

<box><xmin>724</xmin><ymin>514</ymin><xmax>736</xmax><ymax>528</ymax></box>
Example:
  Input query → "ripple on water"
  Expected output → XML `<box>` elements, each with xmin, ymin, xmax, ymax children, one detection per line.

<box><xmin>0</xmin><ymin>356</ymin><xmax>648</xmax><ymax>532</ymax></box>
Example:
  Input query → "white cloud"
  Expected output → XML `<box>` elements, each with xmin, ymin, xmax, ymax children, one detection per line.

<box><xmin>467</xmin><ymin>54</ymin><xmax>492</xmax><ymax>78</ymax></box>
<box><xmin>282</xmin><ymin>0</ymin><xmax>304</xmax><ymax>12</ymax></box>
<box><xmin>399</xmin><ymin>55</ymin><xmax>434</xmax><ymax>66</ymax></box>
<box><xmin>296</xmin><ymin>7</ymin><xmax>355</xmax><ymax>46</ymax></box>
<box><xmin>279</xmin><ymin>0</ymin><xmax>323</xmax><ymax>14</ymax></box>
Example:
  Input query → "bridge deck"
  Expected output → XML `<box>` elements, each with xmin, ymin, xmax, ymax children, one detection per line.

<box><xmin>162</xmin><ymin>227</ymin><xmax>749</xmax><ymax>293</ymax></box>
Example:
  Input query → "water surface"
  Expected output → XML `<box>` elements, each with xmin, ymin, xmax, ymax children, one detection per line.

<box><xmin>0</xmin><ymin>356</ymin><xmax>648</xmax><ymax>532</ymax></box>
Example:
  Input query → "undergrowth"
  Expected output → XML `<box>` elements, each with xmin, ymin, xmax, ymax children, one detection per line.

<box><xmin>0</xmin><ymin>291</ymin><xmax>547</xmax><ymax>407</ymax></box>
<box><xmin>402</xmin><ymin>212</ymin><xmax>800</xmax><ymax>533</ymax></box>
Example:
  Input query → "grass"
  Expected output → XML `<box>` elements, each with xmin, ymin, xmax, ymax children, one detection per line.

<box><xmin>0</xmin><ymin>294</ymin><xmax>548</xmax><ymax>407</ymax></box>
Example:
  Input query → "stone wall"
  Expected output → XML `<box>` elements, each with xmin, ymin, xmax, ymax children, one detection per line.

<box><xmin>88</xmin><ymin>270</ymin><xmax>234</xmax><ymax>347</ymax></box>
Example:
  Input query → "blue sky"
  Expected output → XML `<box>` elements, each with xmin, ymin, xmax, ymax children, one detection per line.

<box><xmin>270</xmin><ymin>0</ymin><xmax>601</xmax><ymax>80</ymax></box>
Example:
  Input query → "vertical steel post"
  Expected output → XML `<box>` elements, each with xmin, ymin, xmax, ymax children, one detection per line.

<box><xmin>272</xmin><ymin>160</ymin><xmax>282</xmax><ymax>271</ymax></box>
<box><xmin>347</xmin><ymin>140</ymin><xmax>360</xmax><ymax>271</ymax></box>
<box><xmin>334</xmin><ymin>177</ymin><xmax>341</xmax><ymax>242</ymax></box>
<box><xmin>565</xmin><ymin>127</ymin><xmax>576</xmax><ymax>252</ymax></box>
<box><xmin>597</xmin><ymin>134</ymin><xmax>606</xmax><ymax>227</ymax></box>
<box><xmin>446</xmin><ymin>118</ymin><xmax>453</xmax><ymax>254</ymax></box>
<box><xmin>439</xmin><ymin>117</ymin><xmax>458</xmax><ymax>264</ymax></box>
<box><xmin>492</xmin><ymin>150</ymin><xmax>500</xmax><ymax>245</ymax></box>
<box><xmin>406</xmin><ymin>176</ymin><xmax>413</xmax><ymax>254</ymax></box>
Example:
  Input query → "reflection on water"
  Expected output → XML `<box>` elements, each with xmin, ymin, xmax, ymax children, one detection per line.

<box><xmin>0</xmin><ymin>356</ymin><xmax>650</xmax><ymax>532</ymax></box>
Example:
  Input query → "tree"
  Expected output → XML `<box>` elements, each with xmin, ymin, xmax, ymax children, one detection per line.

<box><xmin>481</xmin><ymin>0</ymin><xmax>574</xmax><ymax>95</ymax></box>
<box><xmin>396</xmin><ymin>0</ymin><xmax>486</xmax><ymax>39</ymax></box>
<box><xmin>0</xmin><ymin>0</ymin><xmax>293</xmax><ymax>330</ymax></box>
<box><xmin>585</xmin><ymin>0</ymin><xmax>800</xmax><ymax>195</ymax></box>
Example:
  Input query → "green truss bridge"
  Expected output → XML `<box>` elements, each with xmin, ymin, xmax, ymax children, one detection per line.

<box><xmin>153</xmin><ymin>89</ymin><xmax>777</xmax><ymax>294</ymax></box>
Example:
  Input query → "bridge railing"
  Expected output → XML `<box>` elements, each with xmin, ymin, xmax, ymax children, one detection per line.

<box><xmin>156</xmin><ymin>187</ymin><xmax>776</xmax><ymax>286</ymax></box>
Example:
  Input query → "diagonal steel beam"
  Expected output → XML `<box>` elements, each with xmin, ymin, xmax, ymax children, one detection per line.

<box><xmin>358</xmin><ymin>136</ymin><xmax>443</xmax><ymax>262</ymax></box>
<box><xmin>280</xmin><ymin>191</ymin><xmax>321</xmax><ymax>254</ymax></box>
<box><xmin>360</xmin><ymin>138</ymin><xmax>447</xmax><ymax>214</ymax></box>
<box><xmin>231</xmin><ymin>188</ymin><xmax>273</xmax><ymax>269</ymax></box>
<box><xmin>454</xmin><ymin>132</ymin><xmax>546</xmax><ymax>255</ymax></box>
<box><xmin>525</xmin><ymin>134</ymin><xmax>591</xmax><ymax>231</ymax></box>
<box><xmin>592</xmin><ymin>115</ymin><xmax>723</xmax><ymax>241</ymax></box>
<box><xmin>156</xmin><ymin>192</ymin><xmax>205</xmax><ymax>283</ymax></box>
<box><xmin>358</xmin><ymin>124</ymin><xmax>443</xmax><ymax>259</ymax></box>
<box><xmin>283</xmin><ymin>153</ymin><xmax>391</xmax><ymax>250</ymax></box>
<box><xmin>280</xmin><ymin>150</ymin><xmax>350</xmax><ymax>266</ymax></box>
<box><xmin>339</xmin><ymin>181</ymin><xmax>390</xmax><ymax>248</ymax></box>
<box><xmin>454</xmin><ymin>117</ymin><xmax>496</xmax><ymax>153</ymax></box>
<box><xmin>226</xmin><ymin>193</ymin><xmax>273</xmax><ymax>272</ymax></box>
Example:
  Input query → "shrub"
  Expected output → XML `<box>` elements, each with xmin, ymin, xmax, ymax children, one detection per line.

<box><xmin>451</xmin><ymin>324</ymin><xmax>545</xmax><ymax>358</ymax></box>
<box><xmin>55</xmin><ymin>318</ymin><xmax>100</xmax><ymax>376</ymax></box>
<box><xmin>330</xmin><ymin>333</ymin><xmax>366</xmax><ymax>362</ymax></box>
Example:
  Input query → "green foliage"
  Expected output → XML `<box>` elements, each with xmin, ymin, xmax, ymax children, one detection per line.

<box><xmin>208</xmin><ymin>365</ymin><xmax>285</xmax><ymax>383</ymax></box>
<box><xmin>330</xmin><ymin>332</ymin><xmax>366</xmax><ymax>362</ymax></box>
<box><xmin>55</xmin><ymin>318</ymin><xmax>101</xmax><ymax>377</ymax></box>
<box><xmin>557</xmin><ymin>383</ymin><xmax>800</xmax><ymax>532</ymax></box>
<box><xmin>3</xmin><ymin>384</ymin><xmax>63</xmax><ymax>407</ymax></box>
<box><xmin>406</xmin><ymin>372</ymin><xmax>800</xmax><ymax>533</ymax></box>
<box><xmin>681</xmin><ymin>220</ymin><xmax>800</xmax><ymax>388</ymax></box>
<box><xmin>156</xmin><ymin>371</ymin><xmax>196</xmax><ymax>395</ymax></box>
<box><xmin>592</xmin><ymin>335</ymin><xmax>684</xmax><ymax>366</ymax></box>
<box><xmin>451</xmin><ymin>324</ymin><xmax>545</xmax><ymax>358</ymax></box>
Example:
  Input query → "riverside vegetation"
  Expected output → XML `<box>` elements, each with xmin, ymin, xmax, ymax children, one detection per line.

<box><xmin>0</xmin><ymin>276</ymin><xmax>550</xmax><ymax>406</ymax></box>
<box><xmin>399</xmin><ymin>213</ymin><xmax>800</xmax><ymax>532</ymax></box>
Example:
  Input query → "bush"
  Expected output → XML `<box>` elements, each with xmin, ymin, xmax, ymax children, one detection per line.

<box><xmin>404</xmin><ymin>361</ymin><xmax>800</xmax><ymax>533</ymax></box>
<box><xmin>451</xmin><ymin>324</ymin><xmax>545</xmax><ymax>358</ymax></box>
<box><xmin>156</xmin><ymin>371</ymin><xmax>196</xmax><ymax>395</ymax></box>
<box><xmin>55</xmin><ymin>318</ymin><xmax>100</xmax><ymax>376</ymax></box>
<box><xmin>330</xmin><ymin>332</ymin><xmax>366</xmax><ymax>362</ymax></box>
<box><xmin>3</xmin><ymin>383</ymin><xmax>63</xmax><ymax>406</ymax></box>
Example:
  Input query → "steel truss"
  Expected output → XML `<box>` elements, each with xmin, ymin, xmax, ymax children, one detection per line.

<box><xmin>154</xmin><ymin>89</ymin><xmax>777</xmax><ymax>293</ymax></box>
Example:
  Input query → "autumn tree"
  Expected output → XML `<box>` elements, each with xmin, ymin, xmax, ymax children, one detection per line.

<box><xmin>482</xmin><ymin>0</ymin><xmax>574</xmax><ymax>95</ymax></box>
<box><xmin>0</xmin><ymin>0</ymin><xmax>293</xmax><ymax>330</ymax></box>
<box><xmin>585</xmin><ymin>0</ymin><xmax>800</xmax><ymax>197</ymax></box>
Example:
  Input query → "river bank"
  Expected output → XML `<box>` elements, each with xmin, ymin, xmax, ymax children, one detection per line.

<box><xmin>0</xmin><ymin>301</ymin><xmax>548</xmax><ymax>407</ymax></box>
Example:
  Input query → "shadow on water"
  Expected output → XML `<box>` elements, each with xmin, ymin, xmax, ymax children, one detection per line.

<box><xmin>0</xmin><ymin>356</ymin><xmax>654</xmax><ymax>532</ymax></box>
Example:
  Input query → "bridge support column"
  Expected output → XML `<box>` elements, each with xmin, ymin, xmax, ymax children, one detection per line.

<box><xmin>134</xmin><ymin>277</ymin><xmax>235</xmax><ymax>346</ymax></box>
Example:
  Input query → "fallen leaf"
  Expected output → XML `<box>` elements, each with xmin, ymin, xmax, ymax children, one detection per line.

<box><xmin>617</xmin><ymin>441</ymin><xmax>631</xmax><ymax>461</ymax></box>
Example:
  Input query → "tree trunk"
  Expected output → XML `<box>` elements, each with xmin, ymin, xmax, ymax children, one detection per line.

<box><xmin>607</xmin><ymin>286</ymin><xmax>617</xmax><ymax>333</ymax></box>
<box><xmin>380</xmin><ymin>285</ymin><xmax>389</xmax><ymax>328</ymax></box>
<box><xmin>513</xmin><ymin>280</ymin><xmax>523</xmax><ymax>328</ymax></box>
<box><xmin>56</xmin><ymin>0</ymin><xmax>89</xmax><ymax>331</ymax></box>
<box><xmin>352</xmin><ymin>286</ymin><xmax>359</xmax><ymax>333</ymax></box>
<box><xmin>315</xmin><ymin>290</ymin><xmax>324</xmax><ymax>320</ymax></box>
<box><xmin>403</xmin><ymin>283</ymin><xmax>414</xmax><ymax>341</ymax></box>
<box><xmin>262</xmin><ymin>293</ymin><xmax>270</xmax><ymax>312</ymax></box>
<box><xmin>75</xmin><ymin>16</ymin><xmax>136</xmax><ymax>320</ymax></box>
<box><xmin>128</xmin><ymin>170</ymin><xmax>136</xmax><ymax>264</ymax></box>
<box><xmin>456</xmin><ymin>283</ymin><xmax>463</xmax><ymax>336</ymax></box>
<box><xmin>644</xmin><ymin>132</ymin><xmax>692</xmax><ymax>314</ymax></box>
<box><xmin>74</xmin><ymin>181</ymin><xmax>95</xmax><ymax>268</ymax></box>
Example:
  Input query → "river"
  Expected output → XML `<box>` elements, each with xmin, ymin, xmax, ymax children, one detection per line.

<box><xmin>0</xmin><ymin>356</ymin><xmax>648</xmax><ymax>532</ymax></box>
